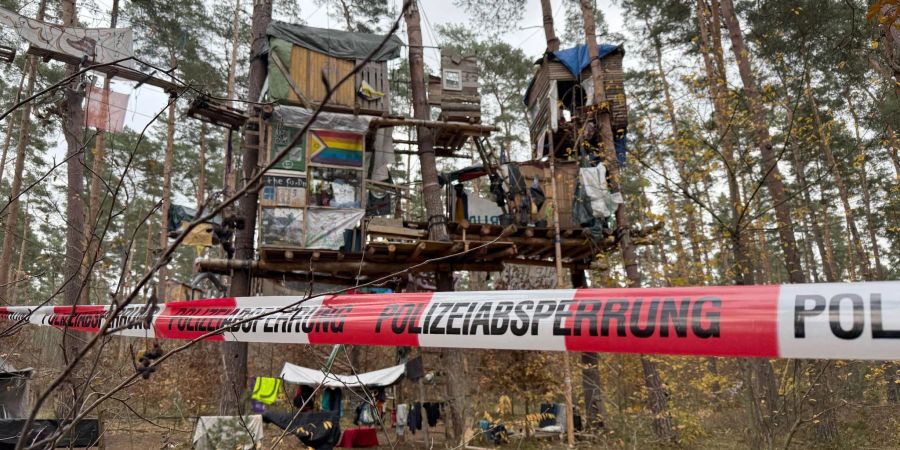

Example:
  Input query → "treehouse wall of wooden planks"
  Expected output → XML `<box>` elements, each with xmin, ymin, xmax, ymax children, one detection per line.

<box><xmin>265</xmin><ymin>22</ymin><xmax>403</xmax><ymax>114</ymax></box>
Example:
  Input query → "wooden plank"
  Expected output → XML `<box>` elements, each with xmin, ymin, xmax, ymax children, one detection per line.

<box><xmin>272</xmin><ymin>50</ymin><xmax>310</xmax><ymax>108</ymax></box>
<box><xmin>333</xmin><ymin>58</ymin><xmax>356</xmax><ymax>106</ymax></box>
<box><xmin>289</xmin><ymin>46</ymin><xmax>307</xmax><ymax>104</ymax></box>
<box><xmin>366</xmin><ymin>224</ymin><xmax>427</xmax><ymax>239</ymax></box>
<box><xmin>27</xmin><ymin>47</ymin><xmax>184</xmax><ymax>93</ymax></box>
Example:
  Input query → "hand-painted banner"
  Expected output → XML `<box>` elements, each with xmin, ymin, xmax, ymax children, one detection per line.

<box><xmin>1</xmin><ymin>282</ymin><xmax>898</xmax><ymax>360</ymax></box>
<box><xmin>0</xmin><ymin>7</ymin><xmax>134</xmax><ymax>68</ymax></box>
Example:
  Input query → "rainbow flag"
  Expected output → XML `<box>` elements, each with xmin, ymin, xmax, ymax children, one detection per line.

<box><xmin>308</xmin><ymin>129</ymin><xmax>364</xmax><ymax>168</ymax></box>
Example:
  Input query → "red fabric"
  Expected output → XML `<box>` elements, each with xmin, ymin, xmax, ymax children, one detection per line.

<box><xmin>84</xmin><ymin>83</ymin><xmax>129</xmax><ymax>132</ymax></box>
<box><xmin>338</xmin><ymin>427</ymin><xmax>379</xmax><ymax>448</ymax></box>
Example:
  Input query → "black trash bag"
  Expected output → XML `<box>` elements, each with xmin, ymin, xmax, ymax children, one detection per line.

<box><xmin>263</xmin><ymin>411</ymin><xmax>341</xmax><ymax>450</ymax></box>
<box><xmin>529</xmin><ymin>176</ymin><xmax>545</xmax><ymax>211</ymax></box>
<box><xmin>572</xmin><ymin>178</ymin><xmax>594</xmax><ymax>227</ymax></box>
<box><xmin>489</xmin><ymin>174</ymin><xmax>506</xmax><ymax>208</ymax></box>
<box><xmin>506</xmin><ymin>163</ymin><xmax>526</xmax><ymax>196</ymax></box>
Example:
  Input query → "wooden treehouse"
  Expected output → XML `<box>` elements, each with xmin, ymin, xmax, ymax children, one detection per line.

<box><xmin>525</xmin><ymin>44</ymin><xmax>628</xmax><ymax>162</ymax></box>
<box><xmin>195</xmin><ymin>26</ymin><xmax>655</xmax><ymax>289</ymax></box>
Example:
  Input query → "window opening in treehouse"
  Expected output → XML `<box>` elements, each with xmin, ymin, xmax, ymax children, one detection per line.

<box><xmin>556</xmin><ymin>79</ymin><xmax>589</xmax><ymax>119</ymax></box>
<box><xmin>442</xmin><ymin>69</ymin><xmax>462</xmax><ymax>91</ymax></box>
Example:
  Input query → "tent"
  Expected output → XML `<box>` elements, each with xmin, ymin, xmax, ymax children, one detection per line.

<box><xmin>0</xmin><ymin>357</ymin><xmax>32</xmax><ymax>419</ymax></box>
<box><xmin>280</xmin><ymin>362</ymin><xmax>405</xmax><ymax>388</ymax></box>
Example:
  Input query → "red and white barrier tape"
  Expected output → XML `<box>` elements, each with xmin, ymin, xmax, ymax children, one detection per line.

<box><xmin>2</xmin><ymin>282</ymin><xmax>898</xmax><ymax>359</ymax></box>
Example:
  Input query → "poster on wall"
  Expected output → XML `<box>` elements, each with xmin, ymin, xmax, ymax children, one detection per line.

<box><xmin>261</xmin><ymin>171</ymin><xmax>307</xmax><ymax>207</ymax></box>
<box><xmin>308</xmin><ymin>129</ymin><xmax>364</xmax><ymax>168</ymax></box>
<box><xmin>260</xmin><ymin>207</ymin><xmax>305</xmax><ymax>247</ymax></box>
<box><xmin>270</xmin><ymin>123</ymin><xmax>306</xmax><ymax>171</ymax></box>
<box><xmin>305</xmin><ymin>208</ymin><xmax>364</xmax><ymax>250</ymax></box>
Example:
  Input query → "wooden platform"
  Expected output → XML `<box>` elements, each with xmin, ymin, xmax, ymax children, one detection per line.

<box><xmin>196</xmin><ymin>221</ymin><xmax>660</xmax><ymax>283</ymax></box>
<box><xmin>27</xmin><ymin>46</ymin><xmax>184</xmax><ymax>94</ymax></box>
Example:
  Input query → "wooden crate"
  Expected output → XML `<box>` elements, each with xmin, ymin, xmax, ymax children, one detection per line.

<box><xmin>516</xmin><ymin>160</ymin><xmax>578</xmax><ymax>229</ymax></box>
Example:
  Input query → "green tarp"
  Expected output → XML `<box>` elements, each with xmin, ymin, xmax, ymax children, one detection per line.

<box><xmin>266</xmin><ymin>21</ymin><xmax>403</xmax><ymax>61</ymax></box>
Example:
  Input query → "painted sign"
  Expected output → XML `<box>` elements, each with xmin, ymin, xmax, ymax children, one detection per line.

<box><xmin>261</xmin><ymin>171</ymin><xmax>307</xmax><ymax>208</ymax></box>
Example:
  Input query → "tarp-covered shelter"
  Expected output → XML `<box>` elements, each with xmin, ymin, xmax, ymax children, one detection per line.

<box><xmin>280</xmin><ymin>362</ymin><xmax>406</xmax><ymax>388</ymax></box>
<box><xmin>524</xmin><ymin>44</ymin><xmax>628</xmax><ymax>163</ymax></box>
<box><xmin>0</xmin><ymin>357</ymin><xmax>31</xmax><ymax>419</ymax></box>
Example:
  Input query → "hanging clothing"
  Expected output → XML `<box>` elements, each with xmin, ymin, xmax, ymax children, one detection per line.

<box><xmin>423</xmin><ymin>402</ymin><xmax>441</xmax><ymax>427</ymax></box>
<box><xmin>453</xmin><ymin>184</ymin><xmax>468</xmax><ymax>223</ymax></box>
<box><xmin>614</xmin><ymin>127</ymin><xmax>628</xmax><ymax>166</ymax></box>
<box><xmin>408</xmin><ymin>403</ymin><xmax>423</xmax><ymax>434</ymax></box>
<box><xmin>321</xmin><ymin>388</ymin><xmax>342</xmax><ymax>416</ymax></box>
<box><xmin>354</xmin><ymin>403</ymin><xmax>377</xmax><ymax>426</ymax></box>
<box><xmin>251</xmin><ymin>377</ymin><xmax>282</xmax><ymax>405</ymax></box>
<box><xmin>395</xmin><ymin>403</ymin><xmax>408</xmax><ymax>437</ymax></box>
<box><xmin>294</xmin><ymin>385</ymin><xmax>315</xmax><ymax>410</ymax></box>
<box><xmin>405</xmin><ymin>357</ymin><xmax>424</xmax><ymax>382</ymax></box>
<box><xmin>578</xmin><ymin>164</ymin><xmax>623</xmax><ymax>219</ymax></box>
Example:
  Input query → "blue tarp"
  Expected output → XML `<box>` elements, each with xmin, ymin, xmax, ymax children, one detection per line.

<box><xmin>551</xmin><ymin>44</ymin><xmax>623</xmax><ymax>77</ymax></box>
<box><xmin>523</xmin><ymin>43</ymin><xmax>623</xmax><ymax>106</ymax></box>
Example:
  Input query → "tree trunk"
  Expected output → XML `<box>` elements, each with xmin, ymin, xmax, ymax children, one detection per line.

<box><xmin>198</xmin><ymin>124</ymin><xmax>207</xmax><ymax>206</ymax></box>
<box><xmin>886</xmin><ymin>362</ymin><xmax>900</xmax><ymax>404</ymax></box>
<box><xmin>580</xmin><ymin>0</ymin><xmax>676</xmax><ymax>442</ymax></box>
<box><xmin>640</xmin><ymin>356</ymin><xmax>676</xmax><ymax>442</ymax></box>
<box><xmin>844</xmin><ymin>90</ymin><xmax>885</xmax><ymax>279</ymax></box>
<box><xmin>406</xmin><ymin>4</ymin><xmax>448</xmax><ymax>242</ymax></box>
<box><xmin>0</xmin><ymin>58</ymin><xmax>39</xmax><ymax>304</ymax></box>
<box><xmin>10</xmin><ymin>203</ymin><xmax>28</xmax><ymax>305</ymax></box>
<box><xmin>224</xmin><ymin>0</ymin><xmax>241</xmax><ymax>194</ymax></box>
<box><xmin>0</xmin><ymin>71</ymin><xmax>26</xmax><ymax>190</ymax></box>
<box><xmin>82</xmin><ymin>0</ymin><xmax>120</xmax><ymax>306</ymax></box>
<box><xmin>696</xmin><ymin>0</ymin><xmax>751</xmax><ymax>285</ymax></box>
<box><xmin>651</xmin><ymin>32</ymin><xmax>702</xmax><ymax>283</ymax></box>
<box><xmin>158</xmin><ymin>90</ymin><xmax>176</xmax><ymax>301</ymax></box>
<box><xmin>804</xmin><ymin>84</ymin><xmax>869</xmax><ymax>280</ymax></box>
<box><xmin>58</xmin><ymin>0</ymin><xmax>87</xmax><ymax>419</ymax></box>
<box><xmin>220</xmin><ymin>0</ymin><xmax>272</xmax><ymax>416</ymax></box>
<box><xmin>406</xmin><ymin>3</ymin><xmax>466</xmax><ymax>444</ymax></box>
<box><xmin>719</xmin><ymin>0</ymin><xmax>805</xmax><ymax>284</ymax></box>
<box><xmin>788</xmin><ymin>130</ymin><xmax>836</xmax><ymax>282</ymax></box>
<box><xmin>571</xmin><ymin>269</ymin><xmax>606</xmax><ymax>429</ymax></box>
<box><xmin>888</xmin><ymin>125</ymin><xmax>900</xmax><ymax>180</ymax></box>
<box><xmin>580</xmin><ymin>352</ymin><xmax>606</xmax><ymax>429</ymax></box>
<box><xmin>650</xmin><ymin>132</ymin><xmax>688</xmax><ymax>282</ymax></box>
<box><xmin>540</xmin><ymin>0</ymin><xmax>560</xmax><ymax>52</ymax></box>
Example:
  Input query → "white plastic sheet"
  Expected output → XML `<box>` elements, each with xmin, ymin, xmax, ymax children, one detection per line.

<box><xmin>280</xmin><ymin>362</ymin><xmax>406</xmax><ymax>388</ymax></box>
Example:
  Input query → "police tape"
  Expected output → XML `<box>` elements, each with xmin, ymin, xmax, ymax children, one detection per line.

<box><xmin>1</xmin><ymin>282</ymin><xmax>898</xmax><ymax>360</ymax></box>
